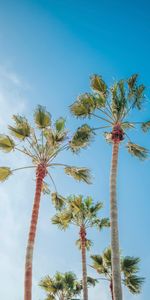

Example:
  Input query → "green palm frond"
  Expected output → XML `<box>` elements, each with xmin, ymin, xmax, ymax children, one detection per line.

<box><xmin>0</xmin><ymin>167</ymin><xmax>12</xmax><ymax>182</ymax></box>
<box><xmin>90</xmin><ymin>74</ymin><xmax>107</xmax><ymax>105</ymax></box>
<box><xmin>90</xmin><ymin>255</ymin><xmax>108</xmax><ymax>275</ymax></box>
<box><xmin>70</xmin><ymin>124</ymin><xmax>93</xmax><ymax>152</ymax></box>
<box><xmin>51</xmin><ymin>192</ymin><xmax>66</xmax><ymax>210</ymax></box>
<box><xmin>127</xmin><ymin>74</ymin><xmax>138</xmax><ymax>90</ymax></box>
<box><xmin>141</xmin><ymin>120</ymin><xmax>150</xmax><ymax>132</ymax></box>
<box><xmin>0</xmin><ymin>135</ymin><xmax>15</xmax><ymax>152</ymax></box>
<box><xmin>87</xmin><ymin>276</ymin><xmax>98</xmax><ymax>287</ymax></box>
<box><xmin>97</xmin><ymin>218</ymin><xmax>110</xmax><ymax>230</ymax></box>
<box><xmin>121</xmin><ymin>256</ymin><xmax>140</xmax><ymax>276</ymax></box>
<box><xmin>127</xmin><ymin>142</ymin><xmax>149</xmax><ymax>160</ymax></box>
<box><xmin>103</xmin><ymin>248</ymin><xmax>112</xmax><ymax>268</ymax></box>
<box><xmin>65</xmin><ymin>167</ymin><xmax>91</xmax><ymax>184</ymax></box>
<box><xmin>34</xmin><ymin>105</ymin><xmax>51</xmax><ymax>129</ymax></box>
<box><xmin>8</xmin><ymin>114</ymin><xmax>31</xmax><ymax>140</ymax></box>
<box><xmin>52</xmin><ymin>211</ymin><xmax>71</xmax><ymax>230</ymax></box>
<box><xmin>121</xmin><ymin>122</ymin><xmax>134</xmax><ymax>130</ymax></box>
<box><xmin>76</xmin><ymin>238</ymin><xmax>92</xmax><ymax>251</ymax></box>
<box><xmin>70</xmin><ymin>93</ymin><xmax>96</xmax><ymax>118</ymax></box>
<box><xmin>55</xmin><ymin>117</ymin><xmax>66</xmax><ymax>132</ymax></box>
<box><xmin>123</xmin><ymin>275</ymin><xmax>145</xmax><ymax>294</ymax></box>
<box><xmin>111</xmin><ymin>81</ymin><xmax>127</xmax><ymax>120</ymax></box>
<box><xmin>42</xmin><ymin>181</ymin><xmax>51</xmax><ymax>195</ymax></box>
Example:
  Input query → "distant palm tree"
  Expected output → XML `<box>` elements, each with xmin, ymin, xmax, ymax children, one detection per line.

<box><xmin>52</xmin><ymin>195</ymin><xmax>110</xmax><ymax>300</ymax></box>
<box><xmin>70</xmin><ymin>74</ymin><xmax>148</xmax><ymax>300</ymax></box>
<box><xmin>39</xmin><ymin>271</ymin><xmax>97</xmax><ymax>300</ymax></box>
<box><xmin>39</xmin><ymin>271</ymin><xmax>82</xmax><ymax>300</ymax></box>
<box><xmin>0</xmin><ymin>106</ymin><xmax>91</xmax><ymax>300</ymax></box>
<box><xmin>91</xmin><ymin>247</ymin><xmax>144</xmax><ymax>300</ymax></box>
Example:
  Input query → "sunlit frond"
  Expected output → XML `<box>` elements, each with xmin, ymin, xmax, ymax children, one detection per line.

<box><xmin>8</xmin><ymin>115</ymin><xmax>31</xmax><ymax>140</ymax></box>
<box><xmin>127</xmin><ymin>74</ymin><xmax>138</xmax><ymax>90</ymax></box>
<box><xmin>121</xmin><ymin>122</ymin><xmax>134</xmax><ymax>130</ymax></box>
<box><xmin>76</xmin><ymin>238</ymin><xmax>92</xmax><ymax>251</ymax></box>
<box><xmin>141</xmin><ymin>120</ymin><xmax>150</xmax><ymax>132</ymax></box>
<box><xmin>90</xmin><ymin>74</ymin><xmax>107</xmax><ymax>106</ymax></box>
<box><xmin>70</xmin><ymin>93</ymin><xmax>96</xmax><ymax>118</ymax></box>
<box><xmin>0</xmin><ymin>167</ymin><xmax>12</xmax><ymax>182</ymax></box>
<box><xmin>42</xmin><ymin>181</ymin><xmax>51</xmax><ymax>195</ymax></box>
<box><xmin>127</xmin><ymin>142</ymin><xmax>149</xmax><ymax>160</ymax></box>
<box><xmin>51</xmin><ymin>192</ymin><xmax>66</xmax><ymax>210</ymax></box>
<box><xmin>90</xmin><ymin>255</ymin><xmax>107</xmax><ymax>275</ymax></box>
<box><xmin>51</xmin><ymin>211</ymin><xmax>71</xmax><ymax>230</ymax></box>
<box><xmin>55</xmin><ymin>117</ymin><xmax>66</xmax><ymax>132</ymax></box>
<box><xmin>123</xmin><ymin>275</ymin><xmax>145</xmax><ymax>294</ymax></box>
<box><xmin>111</xmin><ymin>81</ymin><xmax>127</xmax><ymax>120</ymax></box>
<box><xmin>121</xmin><ymin>257</ymin><xmax>140</xmax><ymax>276</ymax></box>
<box><xmin>70</xmin><ymin>124</ymin><xmax>93</xmax><ymax>152</ymax></box>
<box><xmin>34</xmin><ymin>105</ymin><xmax>51</xmax><ymax>129</ymax></box>
<box><xmin>65</xmin><ymin>167</ymin><xmax>91</xmax><ymax>184</ymax></box>
<box><xmin>0</xmin><ymin>134</ymin><xmax>15</xmax><ymax>152</ymax></box>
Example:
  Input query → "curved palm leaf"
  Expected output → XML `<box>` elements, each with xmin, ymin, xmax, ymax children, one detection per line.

<box><xmin>70</xmin><ymin>93</ymin><xmax>96</xmax><ymax>118</ymax></box>
<box><xmin>51</xmin><ymin>192</ymin><xmax>66</xmax><ymax>210</ymax></box>
<box><xmin>121</xmin><ymin>256</ymin><xmax>140</xmax><ymax>276</ymax></box>
<box><xmin>127</xmin><ymin>142</ymin><xmax>149</xmax><ymax>160</ymax></box>
<box><xmin>0</xmin><ymin>167</ymin><xmax>12</xmax><ymax>182</ymax></box>
<box><xmin>55</xmin><ymin>117</ymin><xmax>66</xmax><ymax>132</ymax></box>
<box><xmin>90</xmin><ymin>74</ymin><xmax>107</xmax><ymax>103</ymax></box>
<box><xmin>34</xmin><ymin>105</ymin><xmax>51</xmax><ymax>129</ymax></box>
<box><xmin>0</xmin><ymin>135</ymin><xmax>15</xmax><ymax>152</ymax></box>
<box><xmin>64</xmin><ymin>167</ymin><xmax>91</xmax><ymax>184</ymax></box>
<box><xmin>70</xmin><ymin>124</ymin><xmax>93</xmax><ymax>152</ymax></box>
<box><xmin>123</xmin><ymin>275</ymin><xmax>145</xmax><ymax>294</ymax></box>
<box><xmin>141</xmin><ymin>120</ymin><xmax>150</xmax><ymax>132</ymax></box>
<box><xmin>8</xmin><ymin>115</ymin><xmax>31</xmax><ymax>140</ymax></box>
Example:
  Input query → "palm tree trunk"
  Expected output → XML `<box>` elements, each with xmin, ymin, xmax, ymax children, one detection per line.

<box><xmin>110</xmin><ymin>142</ymin><xmax>122</xmax><ymax>300</ymax></box>
<box><xmin>110</xmin><ymin>279</ymin><xmax>114</xmax><ymax>300</ymax></box>
<box><xmin>24</xmin><ymin>164</ymin><xmax>46</xmax><ymax>300</ymax></box>
<box><xmin>80</xmin><ymin>225</ymin><xmax>88</xmax><ymax>300</ymax></box>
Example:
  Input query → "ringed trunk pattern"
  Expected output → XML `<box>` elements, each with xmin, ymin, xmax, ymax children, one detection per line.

<box><xmin>110</xmin><ymin>142</ymin><xmax>122</xmax><ymax>300</ymax></box>
<box><xmin>24</xmin><ymin>164</ymin><xmax>46</xmax><ymax>300</ymax></box>
<box><xmin>80</xmin><ymin>225</ymin><xmax>88</xmax><ymax>300</ymax></box>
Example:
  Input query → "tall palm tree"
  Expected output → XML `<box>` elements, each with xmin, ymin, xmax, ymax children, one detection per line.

<box><xmin>39</xmin><ymin>271</ymin><xmax>97</xmax><ymax>300</ymax></box>
<box><xmin>0</xmin><ymin>106</ymin><xmax>91</xmax><ymax>300</ymax></box>
<box><xmin>52</xmin><ymin>195</ymin><xmax>110</xmax><ymax>300</ymax></box>
<box><xmin>70</xmin><ymin>74</ymin><xmax>148</xmax><ymax>300</ymax></box>
<box><xmin>91</xmin><ymin>247</ymin><xmax>145</xmax><ymax>300</ymax></box>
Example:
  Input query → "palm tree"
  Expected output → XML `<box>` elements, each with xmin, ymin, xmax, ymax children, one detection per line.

<box><xmin>70</xmin><ymin>74</ymin><xmax>148</xmax><ymax>300</ymax></box>
<box><xmin>39</xmin><ymin>271</ymin><xmax>82</xmax><ymax>300</ymax></box>
<box><xmin>91</xmin><ymin>247</ymin><xmax>145</xmax><ymax>300</ymax></box>
<box><xmin>39</xmin><ymin>271</ymin><xmax>97</xmax><ymax>300</ymax></box>
<box><xmin>0</xmin><ymin>106</ymin><xmax>91</xmax><ymax>300</ymax></box>
<box><xmin>52</xmin><ymin>195</ymin><xmax>110</xmax><ymax>300</ymax></box>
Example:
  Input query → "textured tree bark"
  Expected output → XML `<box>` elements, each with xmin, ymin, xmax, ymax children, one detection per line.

<box><xmin>80</xmin><ymin>225</ymin><xmax>88</xmax><ymax>300</ymax></box>
<box><xmin>110</xmin><ymin>142</ymin><xmax>122</xmax><ymax>300</ymax></box>
<box><xmin>24</xmin><ymin>164</ymin><xmax>46</xmax><ymax>300</ymax></box>
<box><xmin>110</xmin><ymin>279</ymin><xmax>114</xmax><ymax>300</ymax></box>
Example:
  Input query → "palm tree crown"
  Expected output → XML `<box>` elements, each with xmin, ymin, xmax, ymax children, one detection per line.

<box><xmin>91</xmin><ymin>247</ymin><xmax>144</xmax><ymax>296</ymax></box>
<box><xmin>70</xmin><ymin>74</ymin><xmax>148</xmax><ymax>158</ymax></box>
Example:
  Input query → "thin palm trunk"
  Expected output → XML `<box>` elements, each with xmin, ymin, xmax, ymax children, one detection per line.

<box><xmin>110</xmin><ymin>142</ymin><xmax>122</xmax><ymax>300</ymax></box>
<box><xmin>24</xmin><ymin>164</ymin><xmax>46</xmax><ymax>300</ymax></box>
<box><xmin>80</xmin><ymin>225</ymin><xmax>88</xmax><ymax>300</ymax></box>
<box><xmin>110</xmin><ymin>279</ymin><xmax>114</xmax><ymax>300</ymax></box>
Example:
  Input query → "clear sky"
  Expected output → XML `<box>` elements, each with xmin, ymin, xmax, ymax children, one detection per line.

<box><xmin>0</xmin><ymin>1</ymin><xmax>150</xmax><ymax>299</ymax></box>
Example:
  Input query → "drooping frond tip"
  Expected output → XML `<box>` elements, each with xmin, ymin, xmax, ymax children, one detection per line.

<box><xmin>127</xmin><ymin>142</ymin><xmax>149</xmax><ymax>160</ymax></box>
<box><xmin>0</xmin><ymin>134</ymin><xmax>15</xmax><ymax>152</ymax></box>
<box><xmin>34</xmin><ymin>105</ymin><xmax>51</xmax><ymax>129</ymax></box>
<box><xmin>65</xmin><ymin>166</ymin><xmax>92</xmax><ymax>184</ymax></box>
<box><xmin>8</xmin><ymin>114</ymin><xmax>31</xmax><ymax>140</ymax></box>
<box><xmin>51</xmin><ymin>192</ymin><xmax>66</xmax><ymax>210</ymax></box>
<box><xmin>69</xmin><ymin>124</ymin><xmax>94</xmax><ymax>152</ymax></box>
<box><xmin>141</xmin><ymin>121</ymin><xmax>150</xmax><ymax>132</ymax></box>
<box><xmin>0</xmin><ymin>167</ymin><xmax>12</xmax><ymax>182</ymax></box>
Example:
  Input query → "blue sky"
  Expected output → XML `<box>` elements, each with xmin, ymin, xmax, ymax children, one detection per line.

<box><xmin>0</xmin><ymin>0</ymin><xmax>150</xmax><ymax>299</ymax></box>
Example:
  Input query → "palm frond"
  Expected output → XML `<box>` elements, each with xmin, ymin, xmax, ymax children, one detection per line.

<box><xmin>121</xmin><ymin>122</ymin><xmax>134</xmax><ymax>130</ymax></box>
<box><xmin>51</xmin><ymin>192</ymin><xmax>66</xmax><ymax>210</ymax></box>
<box><xmin>121</xmin><ymin>256</ymin><xmax>140</xmax><ymax>276</ymax></box>
<box><xmin>70</xmin><ymin>124</ymin><xmax>93</xmax><ymax>152</ymax></box>
<box><xmin>98</xmin><ymin>218</ymin><xmax>110</xmax><ymax>230</ymax></box>
<box><xmin>0</xmin><ymin>167</ymin><xmax>12</xmax><ymax>182</ymax></box>
<box><xmin>90</xmin><ymin>74</ymin><xmax>107</xmax><ymax>100</ymax></box>
<box><xmin>127</xmin><ymin>74</ymin><xmax>138</xmax><ymax>90</ymax></box>
<box><xmin>123</xmin><ymin>275</ymin><xmax>145</xmax><ymax>294</ymax></box>
<box><xmin>90</xmin><ymin>255</ymin><xmax>107</xmax><ymax>275</ymax></box>
<box><xmin>65</xmin><ymin>167</ymin><xmax>91</xmax><ymax>184</ymax></box>
<box><xmin>55</xmin><ymin>117</ymin><xmax>66</xmax><ymax>132</ymax></box>
<box><xmin>70</xmin><ymin>93</ymin><xmax>96</xmax><ymax>118</ymax></box>
<box><xmin>42</xmin><ymin>181</ymin><xmax>51</xmax><ymax>195</ymax></box>
<box><xmin>76</xmin><ymin>238</ymin><xmax>92</xmax><ymax>251</ymax></box>
<box><xmin>141</xmin><ymin>120</ymin><xmax>150</xmax><ymax>132</ymax></box>
<box><xmin>103</xmin><ymin>247</ymin><xmax>112</xmax><ymax>267</ymax></box>
<box><xmin>8</xmin><ymin>115</ymin><xmax>31</xmax><ymax>140</ymax></box>
<box><xmin>0</xmin><ymin>134</ymin><xmax>15</xmax><ymax>152</ymax></box>
<box><xmin>34</xmin><ymin>105</ymin><xmax>51</xmax><ymax>129</ymax></box>
<box><xmin>127</xmin><ymin>142</ymin><xmax>149</xmax><ymax>160</ymax></box>
<box><xmin>52</xmin><ymin>212</ymin><xmax>71</xmax><ymax>230</ymax></box>
<box><xmin>86</xmin><ymin>276</ymin><xmax>98</xmax><ymax>287</ymax></box>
